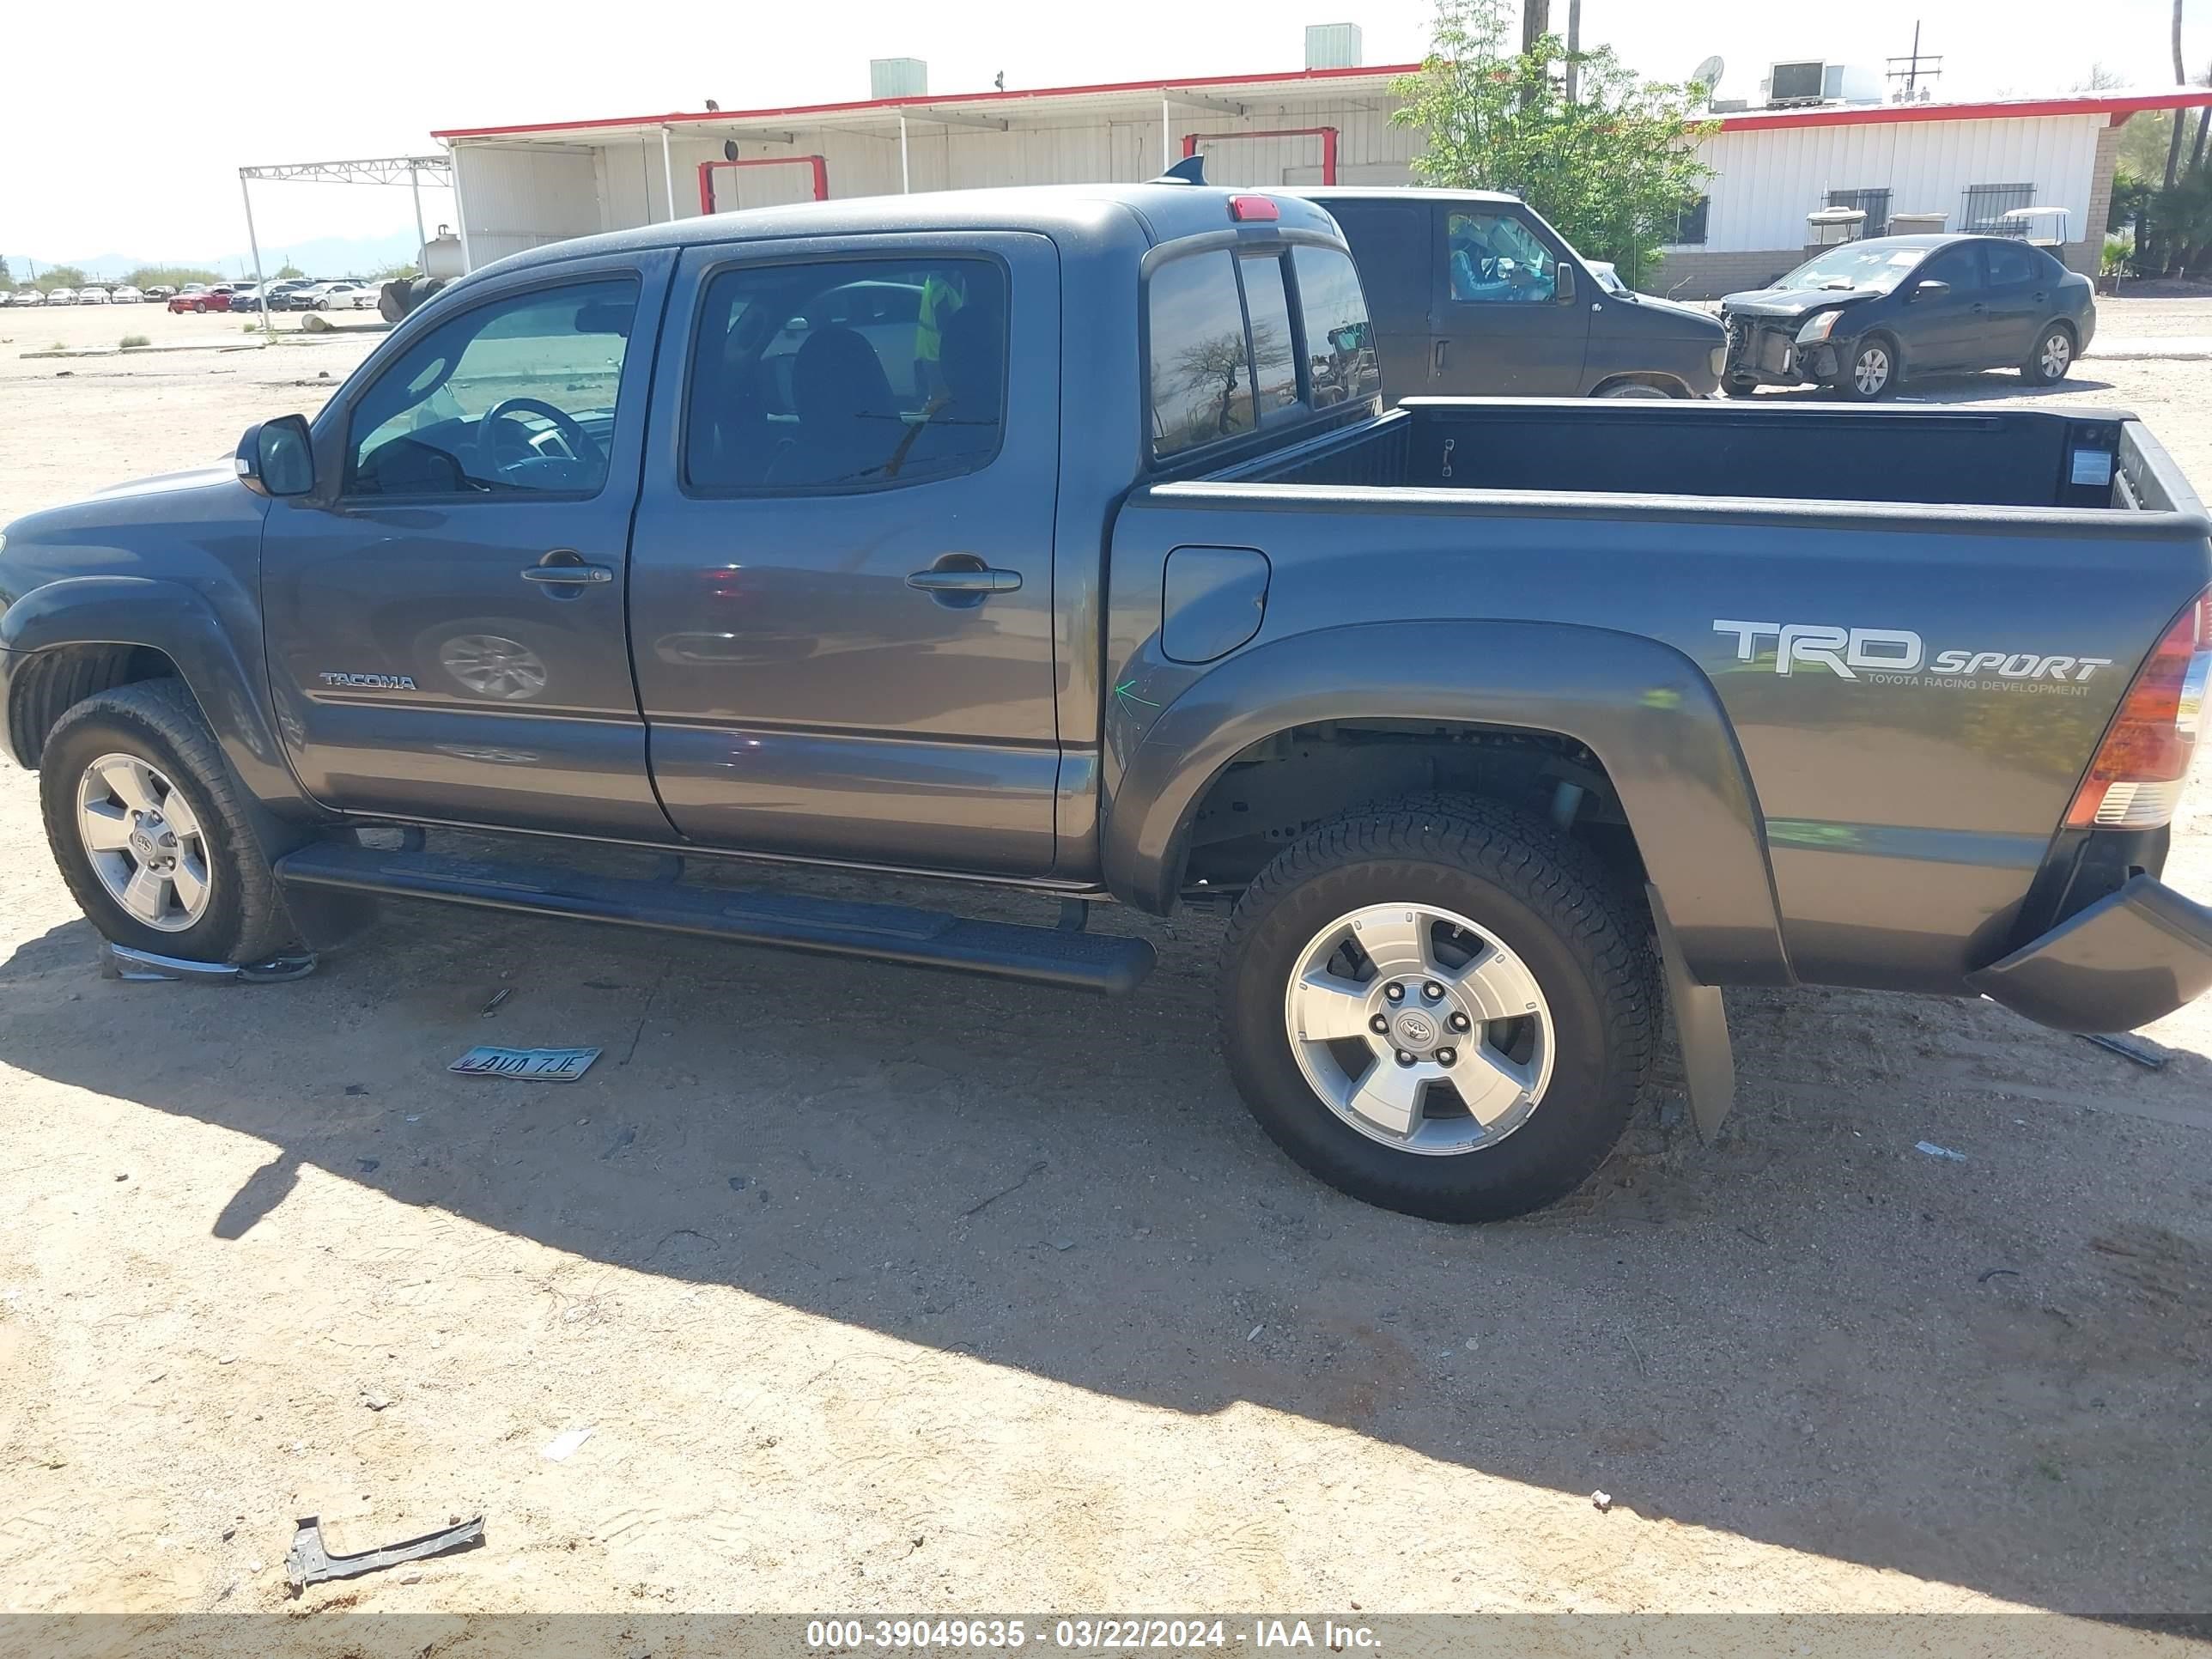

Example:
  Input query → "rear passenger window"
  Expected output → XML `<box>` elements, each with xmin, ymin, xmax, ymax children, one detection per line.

<box><xmin>684</xmin><ymin>256</ymin><xmax>1006</xmax><ymax>493</ymax></box>
<box><xmin>1240</xmin><ymin>253</ymin><xmax>1299</xmax><ymax>419</ymax></box>
<box><xmin>1988</xmin><ymin>241</ymin><xmax>2037</xmax><ymax>286</ymax></box>
<box><xmin>1291</xmin><ymin>245</ymin><xmax>1380</xmax><ymax>408</ymax></box>
<box><xmin>1148</xmin><ymin>252</ymin><xmax>1255</xmax><ymax>459</ymax></box>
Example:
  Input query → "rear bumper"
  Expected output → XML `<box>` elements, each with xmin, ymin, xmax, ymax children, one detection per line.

<box><xmin>1966</xmin><ymin>875</ymin><xmax>2212</xmax><ymax>1033</ymax></box>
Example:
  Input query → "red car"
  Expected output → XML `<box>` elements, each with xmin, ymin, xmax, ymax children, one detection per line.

<box><xmin>167</xmin><ymin>286</ymin><xmax>235</xmax><ymax>314</ymax></box>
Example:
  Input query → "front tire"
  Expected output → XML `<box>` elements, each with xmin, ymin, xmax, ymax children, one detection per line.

<box><xmin>1218</xmin><ymin>798</ymin><xmax>1656</xmax><ymax>1222</ymax></box>
<box><xmin>39</xmin><ymin>679</ymin><xmax>295</xmax><ymax>964</ymax></box>
<box><xmin>1832</xmin><ymin>334</ymin><xmax>1899</xmax><ymax>400</ymax></box>
<box><xmin>2023</xmin><ymin>322</ymin><xmax>2075</xmax><ymax>385</ymax></box>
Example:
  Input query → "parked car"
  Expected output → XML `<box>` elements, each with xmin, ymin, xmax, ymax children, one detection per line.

<box><xmin>1298</xmin><ymin>186</ymin><xmax>1727</xmax><ymax>399</ymax></box>
<box><xmin>143</xmin><ymin>285</ymin><xmax>178</xmax><ymax>302</ymax></box>
<box><xmin>3</xmin><ymin>180</ymin><xmax>2209</xmax><ymax>1224</ymax></box>
<box><xmin>6</xmin><ymin>289</ymin><xmax>41</xmax><ymax>307</ymax></box>
<box><xmin>264</xmin><ymin>280</ymin><xmax>320</xmax><ymax>312</ymax></box>
<box><xmin>44</xmin><ymin>288</ymin><xmax>76</xmax><ymax>306</ymax></box>
<box><xmin>78</xmin><ymin>286</ymin><xmax>112</xmax><ymax>306</ymax></box>
<box><xmin>169</xmin><ymin>287</ymin><xmax>234</xmax><ymax>314</ymax></box>
<box><xmin>109</xmin><ymin>285</ymin><xmax>144</xmax><ymax>305</ymax></box>
<box><xmin>1719</xmin><ymin>233</ymin><xmax>2098</xmax><ymax>400</ymax></box>
<box><xmin>179</xmin><ymin>283</ymin><xmax>210</xmax><ymax>295</ymax></box>
<box><xmin>291</xmin><ymin>281</ymin><xmax>377</xmax><ymax>311</ymax></box>
<box><xmin>228</xmin><ymin>285</ymin><xmax>266</xmax><ymax>313</ymax></box>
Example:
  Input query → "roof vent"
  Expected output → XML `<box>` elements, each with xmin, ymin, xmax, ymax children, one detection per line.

<box><xmin>1305</xmin><ymin>22</ymin><xmax>1362</xmax><ymax>70</ymax></box>
<box><xmin>870</xmin><ymin>58</ymin><xmax>927</xmax><ymax>99</ymax></box>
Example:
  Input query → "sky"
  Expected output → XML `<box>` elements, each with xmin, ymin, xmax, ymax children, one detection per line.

<box><xmin>2</xmin><ymin>0</ymin><xmax>2199</xmax><ymax>270</ymax></box>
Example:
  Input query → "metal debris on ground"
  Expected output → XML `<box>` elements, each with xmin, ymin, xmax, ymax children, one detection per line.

<box><xmin>2077</xmin><ymin>1031</ymin><xmax>2168</xmax><ymax>1070</ymax></box>
<box><xmin>1915</xmin><ymin>1140</ymin><xmax>1967</xmax><ymax>1162</ymax></box>
<box><xmin>284</xmin><ymin>1513</ymin><xmax>483</xmax><ymax>1591</ymax></box>
<box><xmin>542</xmin><ymin>1427</ymin><xmax>594</xmax><ymax>1462</ymax></box>
<box><xmin>1591</xmin><ymin>1491</ymin><xmax>1613</xmax><ymax>1512</ymax></box>
<box><xmin>448</xmin><ymin>1045</ymin><xmax>601</xmax><ymax>1082</ymax></box>
<box><xmin>479</xmin><ymin>988</ymin><xmax>513</xmax><ymax>1017</ymax></box>
<box><xmin>1978</xmin><ymin>1267</ymin><xmax>2021</xmax><ymax>1284</ymax></box>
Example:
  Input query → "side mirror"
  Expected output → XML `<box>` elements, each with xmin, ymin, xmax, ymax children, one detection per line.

<box><xmin>1911</xmin><ymin>278</ymin><xmax>1950</xmax><ymax>302</ymax></box>
<box><xmin>235</xmin><ymin>414</ymin><xmax>315</xmax><ymax>498</ymax></box>
<box><xmin>1555</xmin><ymin>263</ymin><xmax>1577</xmax><ymax>303</ymax></box>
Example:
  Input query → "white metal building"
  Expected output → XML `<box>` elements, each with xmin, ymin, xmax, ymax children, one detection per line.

<box><xmin>430</xmin><ymin>53</ymin><xmax>2212</xmax><ymax>298</ymax></box>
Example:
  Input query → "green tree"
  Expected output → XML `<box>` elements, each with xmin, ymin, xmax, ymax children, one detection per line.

<box><xmin>273</xmin><ymin>261</ymin><xmax>306</xmax><ymax>279</ymax></box>
<box><xmin>1391</xmin><ymin>0</ymin><xmax>1713</xmax><ymax>289</ymax></box>
<box><xmin>0</xmin><ymin>255</ymin><xmax>12</xmax><ymax>288</ymax></box>
<box><xmin>40</xmin><ymin>265</ymin><xmax>87</xmax><ymax>291</ymax></box>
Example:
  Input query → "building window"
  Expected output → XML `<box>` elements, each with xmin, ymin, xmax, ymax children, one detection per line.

<box><xmin>1670</xmin><ymin>195</ymin><xmax>1710</xmax><ymax>246</ymax></box>
<box><xmin>1826</xmin><ymin>188</ymin><xmax>1891</xmax><ymax>237</ymax></box>
<box><xmin>1961</xmin><ymin>183</ymin><xmax>2036</xmax><ymax>234</ymax></box>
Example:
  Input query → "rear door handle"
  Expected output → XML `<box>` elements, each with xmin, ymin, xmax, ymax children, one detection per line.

<box><xmin>906</xmin><ymin>567</ymin><xmax>1022</xmax><ymax>594</ymax></box>
<box><xmin>1431</xmin><ymin>338</ymin><xmax>1449</xmax><ymax>373</ymax></box>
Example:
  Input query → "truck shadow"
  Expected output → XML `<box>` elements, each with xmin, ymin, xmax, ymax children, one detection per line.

<box><xmin>3</xmin><ymin>874</ymin><xmax>2209</xmax><ymax>1613</ymax></box>
<box><xmin>1750</xmin><ymin>372</ymin><xmax>2120</xmax><ymax>404</ymax></box>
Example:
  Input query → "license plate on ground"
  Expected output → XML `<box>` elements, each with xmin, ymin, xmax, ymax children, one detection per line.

<box><xmin>448</xmin><ymin>1045</ymin><xmax>602</xmax><ymax>1082</ymax></box>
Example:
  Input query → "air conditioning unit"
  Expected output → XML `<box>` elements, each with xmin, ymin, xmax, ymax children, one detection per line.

<box><xmin>1767</xmin><ymin>59</ymin><xmax>1828</xmax><ymax>105</ymax></box>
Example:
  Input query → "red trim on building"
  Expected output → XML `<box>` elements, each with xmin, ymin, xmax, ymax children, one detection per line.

<box><xmin>431</xmin><ymin>63</ymin><xmax>1419</xmax><ymax>142</ymax></box>
<box><xmin>1183</xmin><ymin>126</ymin><xmax>1340</xmax><ymax>185</ymax></box>
<box><xmin>1713</xmin><ymin>88</ymin><xmax>2212</xmax><ymax>132</ymax></box>
<box><xmin>697</xmin><ymin>155</ymin><xmax>830</xmax><ymax>214</ymax></box>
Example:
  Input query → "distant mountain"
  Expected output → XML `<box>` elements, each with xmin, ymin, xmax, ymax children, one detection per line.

<box><xmin>6</xmin><ymin>228</ymin><xmax>424</xmax><ymax>282</ymax></box>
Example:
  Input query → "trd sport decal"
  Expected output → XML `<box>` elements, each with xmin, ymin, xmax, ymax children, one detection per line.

<box><xmin>319</xmin><ymin>672</ymin><xmax>418</xmax><ymax>690</ymax></box>
<box><xmin>1712</xmin><ymin>621</ymin><xmax>2112</xmax><ymax>684</ymax></box>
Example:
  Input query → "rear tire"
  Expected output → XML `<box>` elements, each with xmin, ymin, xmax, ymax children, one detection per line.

<box><xmin>1722</xmin><ymin>376</ymin><xmax>1759</xmax><ymax>398</ymax></box>
<box><xmin>39</xmin><ymin>679</ymin><xmax>295</xmax><ymax>965</ymax></box>
<box><xmin>1832</xmin><ymin>333</ymin><xmax>1899</xmax><ymax>401</ymax></box>
<box><xmin>192</xmin><ymin>301</ymin><xmax>207</xmax><ymax>313</ymax></box>
<box><xmin>2023</xmin><ymin>322</ymin><xmax>2075</xmax><ymax>386</ymax></box>
<box><xmin>1595</xmin><ymin>380</ymin><xmax>1671</xmax><ymax>399</ymax></box>
<box><xmin>1218</xmin><ymin>797</ymin><xmax>1656</xmax><ymax>1222</ymax></box>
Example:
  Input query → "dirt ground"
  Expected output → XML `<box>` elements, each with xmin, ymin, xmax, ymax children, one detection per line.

<box><xmin>2</xmin><ymin>293</ymin><xmax>2210</xmax><ymax>1638</ymax></box>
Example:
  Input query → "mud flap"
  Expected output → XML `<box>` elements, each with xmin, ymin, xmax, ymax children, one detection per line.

<box><xmin>1647</xmin><ymin>883</ymin><xmax>1735</xmax><ymax>1140</ymax></box>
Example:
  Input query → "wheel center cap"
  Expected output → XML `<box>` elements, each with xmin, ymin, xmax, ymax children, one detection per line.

<box><xmin>1392</xmin><ymin>1009</ymin><xmax>1439</xmax><ymax>1051</ymax></box>
<box><xmin>129</xmin><ymin>829</ymin><xmax>155</xmax><ymax>858</ymax></box>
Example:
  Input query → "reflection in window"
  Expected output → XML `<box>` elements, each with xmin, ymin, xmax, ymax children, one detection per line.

<box><xmin>1291</xmin><ymin>245</ymin><xmax>1379</xmax><ymax>408</ymax></box>
<box><xmin>1445</xmin><ymin>211</ymin><xmax>1558</xmax><ymax>305</ymax></box>
<box><xmin>1149</xmin><ymin>253</ymin><xmax>1255</xmax><ymax>459</ymax></box>
<box><xmin>684</xmin><ymin>257</ymin><xmax>1006</xmax><ymax>492</ymax></box>
<box><xmin>1240</xmin><ymin>253</ymin><xmax>1298</xmax><ymax>418</ymax></box>
<box><xmin>346</xmin><ymin>279</ymin><xmax>637</xmax><ymax>497</ymax></box>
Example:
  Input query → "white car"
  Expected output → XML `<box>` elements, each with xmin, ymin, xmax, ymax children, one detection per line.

<box><xmin>7</xmin><ymin>289</ymin><xmax>41</xmax><ymax>307</ymax></box>
<box><xmin>292</xmin><ymin>280</ymin><xmax>379</xmax><ymax>310</ymax></box>
<box><xmin>45</xmin><ymin>287</ymin><xmax>76</xmax><ymax>306</ymax></box>
<box><xmin>109</xmin><ymin>285</ymin><xmax>144</xmax><ymax>304</ymax></box>
<box><xmin>78</xmin><ymin>286</ymin><xmax>112</xmax><ymax>306</ymax></box>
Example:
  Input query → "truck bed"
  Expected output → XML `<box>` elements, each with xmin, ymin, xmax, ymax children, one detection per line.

<box><xmin>1219</xmin><ymin>398</ymin><xmax>2200</xmax><ymax>515</ymax></box>
<box><xmin>1112</xmin><ymin>399</ymin><xmax>2212</xmax><ymax>998</ymax></box>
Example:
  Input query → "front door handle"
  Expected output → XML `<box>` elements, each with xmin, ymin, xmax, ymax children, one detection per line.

<box><xmin>522</xmin><ymin>550</ymin><xmax>613</xmax><ymax>587</ymax></box>
<box><xmin>906</xmin><ymin>566</ymin><xmax>1022</xmax><ymax>594</ymax></box>
<box><xmin>1432</xmin><ymin>338</ymin><xmax>1449</xmax><ymax>373</ymax></box>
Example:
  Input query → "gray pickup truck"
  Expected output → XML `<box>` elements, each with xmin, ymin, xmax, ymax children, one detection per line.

<box><xmin>4</xmin><ymin>179</ymin><xmax>2211</xmax><ymax>1222</ymax></box>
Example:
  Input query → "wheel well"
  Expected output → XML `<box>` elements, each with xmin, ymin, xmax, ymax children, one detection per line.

<box><xmin>1589</xmin><ymin>372</ymin><xmax>1689</xmax><ymax>398</ymax></box>
<box><xmin>7</xmin><ymin>643</ymin><xmax>184</xmax><ymax>768</ymax></box>
<box><xmin>1178</xmin><ymin>720</ymin><xmax>1647</xmax><ymax>900</ymax></box>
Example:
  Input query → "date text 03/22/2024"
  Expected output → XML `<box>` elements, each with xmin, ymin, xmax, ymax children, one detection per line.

<box><xmin>804</xmin><ymin>1619</ymin><xmax>1380</xmax><ymax>1650</ymax></box>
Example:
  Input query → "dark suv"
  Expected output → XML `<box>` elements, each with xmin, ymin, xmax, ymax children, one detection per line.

<box><xmin>1300</xmin><ymin>186</ymin><xmax>1726</xmax><ymax>400</ymax></box>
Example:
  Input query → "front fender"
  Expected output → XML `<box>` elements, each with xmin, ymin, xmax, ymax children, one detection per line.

<box><xmin>1100</xmin><ymin>619</ymin><xmax>1792</xmax><ymax>988</ymax></box>
<box><xmin>1</xmin><ymin>575</ymin><xmax>313</xmax><ymax>816</ymax></box>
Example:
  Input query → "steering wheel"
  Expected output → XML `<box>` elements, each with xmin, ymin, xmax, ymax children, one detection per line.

<box><xmin>476</xmin><ymin>397</ymin><xmax>603</xmax><ymax>481</ymax></box>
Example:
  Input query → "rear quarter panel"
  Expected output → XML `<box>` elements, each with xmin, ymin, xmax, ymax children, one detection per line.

<box><xmin>1103</xmin><ymin>474</ymin><xmax>2211</xmax><ymax>994</ymax></box>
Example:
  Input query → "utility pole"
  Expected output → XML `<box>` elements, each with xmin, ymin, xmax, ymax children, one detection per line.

<box><xmin>1522</xmin><ymin>0</ymin><xmax>1549</xmax><ymax>57</ymax></box>
<box><xmin>1565</xmin><ymin>0</ymin><xmax>1582</xmax><ymax>101</ymax></box>
<box><xmin>2164</xmin><ymin>0</ymin><xmax>2187</xmax><ymax>191</ymax></box>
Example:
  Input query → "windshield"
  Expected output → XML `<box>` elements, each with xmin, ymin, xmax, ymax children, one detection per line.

<box><xmin>1775</xmin><ymin>242</ymin><xmax>1929</xmax><ymax>292</ymax></box>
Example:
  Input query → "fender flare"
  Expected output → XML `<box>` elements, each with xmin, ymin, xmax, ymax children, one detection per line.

<box><xmin>1101</xmin><ymin>619</ymin><xmax>1793</xmax><ymax>988</ymax></box>
<box><xmin>2</xmin><ymin>575</ymin><xmax>316</xmax><ymax>817</ymax></box>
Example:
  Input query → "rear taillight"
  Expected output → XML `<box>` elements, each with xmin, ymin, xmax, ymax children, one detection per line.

<box><xmin>2066</xmin><ymin>586</ymin><xmax>2212</xmax><ymax>829</ymax></box>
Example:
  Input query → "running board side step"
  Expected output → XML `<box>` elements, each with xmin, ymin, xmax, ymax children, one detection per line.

<box><xmin>274</xmin><ymin>842</ymin><xmax>1156</xmax><ymax>996</ymax></box>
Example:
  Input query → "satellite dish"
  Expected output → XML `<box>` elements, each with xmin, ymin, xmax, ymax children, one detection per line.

<box><xmin>1692</xmin><ymin>54</ymin><xmax>1725</xmax><ymax>94</ymax></box>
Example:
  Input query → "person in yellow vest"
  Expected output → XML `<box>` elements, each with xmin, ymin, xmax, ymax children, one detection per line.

<box><xmin>915</xmin><ymin>267</ymin><xmax>968</xmax><ymax>399</ymax></box>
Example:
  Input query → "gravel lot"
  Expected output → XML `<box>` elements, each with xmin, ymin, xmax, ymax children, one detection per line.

<box><xmin>1</xmin><ymin>292</ymin><xmax>2209</xmax><ymax>1634</ymax></box>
